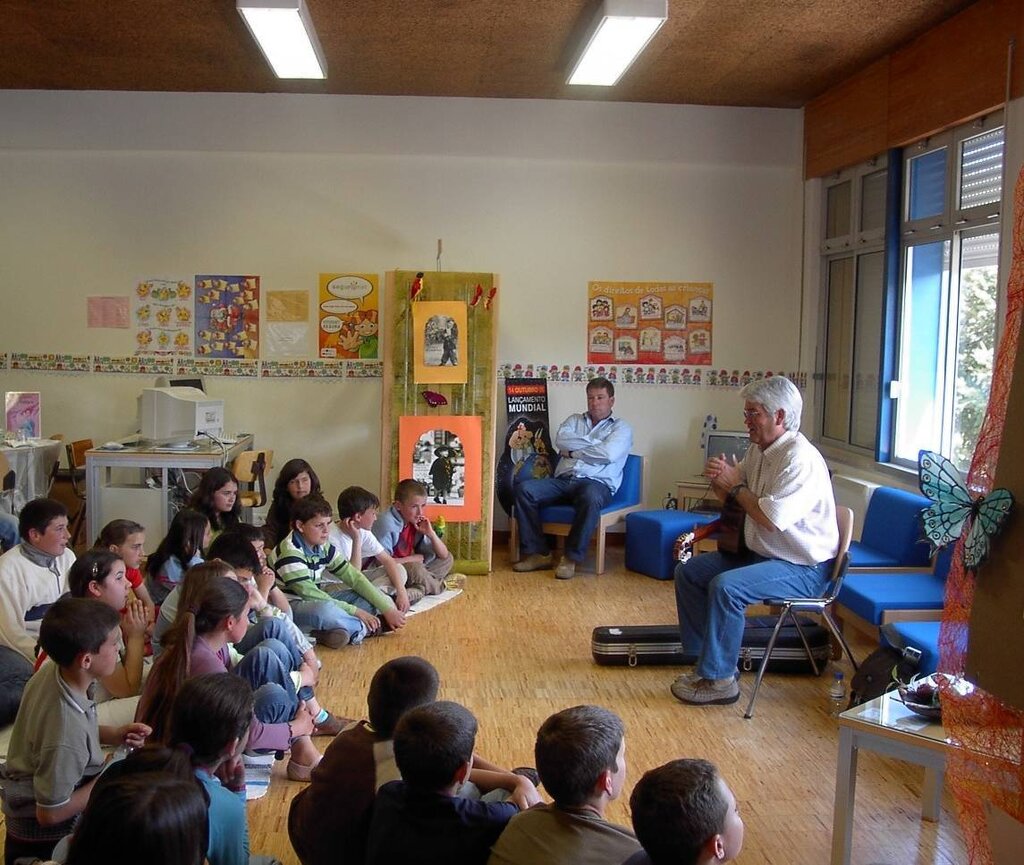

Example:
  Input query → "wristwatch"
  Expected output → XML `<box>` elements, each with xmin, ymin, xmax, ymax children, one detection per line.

<box><xmin>728</xmin><ymin>483</ymin><xmax>748</xmax><ymax>500</ymax></box>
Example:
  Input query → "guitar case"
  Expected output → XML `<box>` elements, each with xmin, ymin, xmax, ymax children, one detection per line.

<box><xmin>591</xmin><ymin>616</ymin><xmax>832</xmax><ymax>673</ymax></box>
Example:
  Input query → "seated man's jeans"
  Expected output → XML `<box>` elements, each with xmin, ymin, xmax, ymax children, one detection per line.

<box><xmin>513</xmin><ymin>476</ymin><xmax>612</xmax><ymax>563</ymax></box>
<box><xmin>675</xmin><ymin>550</ymin><xmax>832</xmax><ymax>680</ymax></box>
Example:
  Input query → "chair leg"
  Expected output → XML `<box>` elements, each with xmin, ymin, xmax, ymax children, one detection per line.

<box><xmin>790</xmin><ymin>615</ymin><xmax>822</xmax><ymax>676</ymax></box>
<box><xmin>744</xmin><ymin>606</ymin><xmax>791</xmax><ymax>719</ymax></box>
<box><xmin>822</xmin><ymin>610</ymin><xmax>859</xmax><ymax>672</ymax></box>
<box><xmin>595</xmin><ymin>528</ymin><xmax>606</xmax><ymax>575</ymax></box>
<box><xmin>509</xmin><ymin>517</ymin><xmax>520</xmax><ymax>563</ymax></box>
<box><xmin>69</xmin><ymin>503</ymin><xmax>86</xmax><ymax>549</ymax></box>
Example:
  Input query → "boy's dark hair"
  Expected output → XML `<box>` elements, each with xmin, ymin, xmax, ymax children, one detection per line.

<box><xmin>18</xmin><ymin>497</ymin><xmax>67</xmax><ymax>542</ymax></box>
<box><xmin>222</xmin><ymin>522</ymin><xmax>265</xmax><ymax>545</ymax></box>
<box><xmin>629</xmin><ymin>759</ymin><xmax>727</xmax><ymax>865</ymax></box>
<box><xmin>39</xmin><ymin>596</ymin><xmax>121</xmax><ymax>666</ymax></box>
<box><xmin>587</xmin><ymin>376</ymin><xmax>614</xmax><ymax>398</ymax></box>
<box><xmin>66</xmin><ymin>772</ymin><xmax>208</xmax><ymax>865</ymax></box>
<box><xmin>170</xmin><ymin>673</ymin><xmax>254</xmax><ymax>765</ymax></box>
<box><xmin>206</xmin><ymin>533</ymin><xmax>261</xmax><ymax>576</ymax></box>
<box><xmin>146</xmin><ymin>508</ymin><xmax>208</xmax><ymax>582</ymax></box>
<box><xmin>68</xmin><ymin>549</ymin><xmax>123</xmax><ymax>598</ymax></box>
<box><xmin>94</xmin><ymin>519</ymin><xmax>145</xmax><ymax>549</ymax></box>
<box><xmin>393</xmin><ymin>701</ymin><xmax>477</xmax><ymax>791</ymax></box>
<box><xmin>367</xmin><ymin>656</ymin><xmax>440</xmax><ymax>737</ymax></box>
<box><xmin>290</xmin><ymin>494</ymin><xmax>332</xmax><ymax>525</ymax></box>
<box><xmin>535</xmin><ymin>705</ymin><xmax>624</xmax><ymax>808</ymax></box>
<box><xmin>337</xmin><ymin>486</ymin><xmax>381</xmax><ymax>520</ymax></box>
<box><xmin>394</xmin><ymin>478</ymin><xmax>427</xmax><ymax>503</ymax></box>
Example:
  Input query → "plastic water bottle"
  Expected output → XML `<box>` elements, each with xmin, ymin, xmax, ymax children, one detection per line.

<box><xmin>828</xmin><ymin>671</ymin><xmax>846</xmax><ymax>717</ymax></box>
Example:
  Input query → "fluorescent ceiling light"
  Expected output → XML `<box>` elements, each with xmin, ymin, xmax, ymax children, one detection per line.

<box><xmin>568</xmin><ymin>0</ymin><xmax>667</xmax><ymax>86</ymax></box>
<box><xmin>237</xmin><ymin>0</ymin><xmax>327</xmax><ymax>79</ymax></box>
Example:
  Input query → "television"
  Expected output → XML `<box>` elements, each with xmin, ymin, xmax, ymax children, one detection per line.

<box><xmin>139</xmin><ymin>387</ymin><xmax>224</xmax><ymax>444</ymax></box>
<box><xmin>705</xmin><ymin>430</ymin><xmax>751</xmax><ymax>465</ymax></box>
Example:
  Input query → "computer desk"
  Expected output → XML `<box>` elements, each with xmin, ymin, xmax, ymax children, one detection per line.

<box><xmin>85</xmin><ymin>435</ymin><xmax>254</xmax><ymax>547</ymax></box>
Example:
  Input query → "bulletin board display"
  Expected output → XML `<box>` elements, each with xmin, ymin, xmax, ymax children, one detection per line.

<box><xmin>587</xmin><ymin>281</ymin><xmax>713</xmax><ymax>366</ymax></box>
<box><xmin>381</xmin><ymin>271</ymin><xmax>499</xmax><ymax>570</ymax></box>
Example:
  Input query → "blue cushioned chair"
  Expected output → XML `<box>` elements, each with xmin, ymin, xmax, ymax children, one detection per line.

<box><xmin>624</xmin><ymin>510</ymin><xmax>718</xmax><ymax>580</ymax></box>
<box><xmin>848</xmin><ymin>486</ymin><xmax>932</xmax><ymax>571</ymax></box>
<box><xmin>882</xmin><ymin>621</ymin><xmax>943</xmax><ymax>675</ymax></box>
<box><xmin>509</xmin><ymin>454</ymin><xmax>645</xmax><ymax>575</ymax></box>
<box><xmin>836</xmin><ymin>546</ymin><xmax>953</xmax><ymax>639</ymax></box>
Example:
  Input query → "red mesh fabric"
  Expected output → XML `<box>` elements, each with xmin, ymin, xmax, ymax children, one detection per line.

<box><xmin>940</xmin><ymin>165</ymin><xmax>1024</xmax><ymax>863</ymax></box>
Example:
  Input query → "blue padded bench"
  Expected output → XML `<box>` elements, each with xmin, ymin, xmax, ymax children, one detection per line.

<box><xmin>837</xmin><ymin>546</ymin><xmax>953</xmax><ymax>637</ymax></box>
<box><xmin>625</xmin><ymin>510</ymin><xmax>717</xmax><ymax>580</ymax></box>
<box><xmin>882</xmin><ymin>621</ymin><xmax>942</xmax><ymax>675</ymax></box>
<box><xmin>849</xmin><ymin>486</ymin><xmax>932</xmax><ymax>570</ymax></box>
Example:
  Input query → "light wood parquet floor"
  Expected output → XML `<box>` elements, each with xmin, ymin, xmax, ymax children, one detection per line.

<box><xmin>245</xmin><ymin>549</ymin><xmax>967</xmax><ymax>865</ymax></box>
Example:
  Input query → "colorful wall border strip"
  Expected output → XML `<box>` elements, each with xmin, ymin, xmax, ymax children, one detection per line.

<box><xmin>498</xmin><ymin>363</ymin><xmax>810</xmax><ymax>390</ymax></box>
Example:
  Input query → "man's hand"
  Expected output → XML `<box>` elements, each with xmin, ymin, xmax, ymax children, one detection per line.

<box><xmin>705</xmin><ymin>455</ymin><xmax>741</xmax><ymax>495</ymax></box>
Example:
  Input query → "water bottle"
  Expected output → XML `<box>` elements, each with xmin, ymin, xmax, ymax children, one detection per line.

<box><xmin>828</xmin><ymin>671</ymin><xmax>846</xmax><ymax>717</ymax></box>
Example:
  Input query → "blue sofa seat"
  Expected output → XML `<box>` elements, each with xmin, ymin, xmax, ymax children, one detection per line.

<box><xmin>882</xmin><ymin>621</ymin><xmax>942</xmax><ymax>675</ymax></box>
<box><xmin>848</xmin><ymin>486</ymin><xmax>932</xmax><ymax>570</ymax></box>
<box><xmin>624</xmin><ymin>510</ymin><xmax>718</xmax><ymax>580</ymax></box>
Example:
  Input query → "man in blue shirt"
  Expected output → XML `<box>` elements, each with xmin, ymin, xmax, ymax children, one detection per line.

<box><xmin>512</xmin><ymin>377</ymin><xmax>633</xmax><ymax>580</ymax></box>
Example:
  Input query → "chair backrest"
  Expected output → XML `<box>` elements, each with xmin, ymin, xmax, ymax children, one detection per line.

<box><xmin>860</xmin><ymin>486</ymin><xmax>932</xmax><ymax>567</ymax></box>
<box><xmin>66</xmin><ymin>439</ymin><xmax>94</xmax><ymax>498</ymax></box>
<box><xmin>232</xmin><ymin>449</ymin><xmax>273</xmax><ymax>509</ymax></box>
<box><xmin>823</xmin><ymin>505</ymin><xmax>855</xmax><ymax>603</ymax></box>
<box><xmin>608</xmin><ymin>454</ymin><xmax>644</xmax><ymax>508</ymax></box>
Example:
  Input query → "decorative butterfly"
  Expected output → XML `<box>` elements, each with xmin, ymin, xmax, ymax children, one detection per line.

<box><xmin>421</xmin><ymin>390</ymin><xmax>448</xmax><ymax>408</ymax></box>
<box><xmin>918</xmin><ymin>449</ymin><xmax>1014</xmax><ymax>571</ymax></box>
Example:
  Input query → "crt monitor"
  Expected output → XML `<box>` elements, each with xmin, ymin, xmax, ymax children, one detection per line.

<box><xmin>139</xmin><ymin>387</ymin><xmax>224</xmax><ymax>443</ymax></box>
<box><xmin>705</xmin><ymin>430</ymin><xmax>751</xmax><ymax>465</ymax></box>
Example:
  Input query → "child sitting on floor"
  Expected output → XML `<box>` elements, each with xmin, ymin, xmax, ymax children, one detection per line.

<box><xmin>335</xmin><ymin>486</ymin><xmax>417</xmax><ymax>610</ymax></box>
<box><xmin>189</xmin><ymin>467</ymin><xmax>242</xmax><ymax>544</ymax></box>
<box><xmin>137</xmin><ymin>572</ymin><xmax>321</xmax><ymax>782</ymax></box>
<box><xmin>626</xmin><ymin>758</ymin><xmax>744</xmax><ymax>865</ymax></box>
<box><xmin>371</xmin><ymin>479</ymin><xmax>453</xmax><ymax>597</ymax></box>
<box><xmin>365</xmin><ymin>701</ymin><xmax>540</xmax><ymax>865</ymax></box>
<box><xmin>94</xmin><ymin>519</ymin><xmax>156</xmax><ymax>628</ymax></box>
<box><xmin>273</xmin><ymin>496</ymin><xmax>405</xmax><ymax>649</ymax></box>
<box><xmin>144</xmin><ymin>508</ymin><xmax>209</xmax><ymax>606</ymax></box>
<box><xmin>0</xmin><ymin>597</ymin><xmax>150</xmax><ymax>865</ymax></box>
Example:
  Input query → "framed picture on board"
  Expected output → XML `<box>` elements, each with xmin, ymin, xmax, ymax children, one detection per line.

<box><xmin>398</xmin><ymin>415</ymin><xmax>482</xmax><ymax>522</ymax></box>
<box><xmin>5</xmin><ymin>392</ymin><xmax>41</xmax><ymax>439</ymax></box>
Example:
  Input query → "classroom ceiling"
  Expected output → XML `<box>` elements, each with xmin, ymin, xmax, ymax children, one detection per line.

<box><xmin>2</xmin><ymin>0</ymin><xmax>979</xmax><ymax>109</ymax></box>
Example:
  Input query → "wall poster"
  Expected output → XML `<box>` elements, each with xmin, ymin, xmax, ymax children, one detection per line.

<box><xmin>495</xmin><ymin>378</ymin><xmax>556</xmax><ymax>516</ymax></box>
<box><xmin>318</xmin><ymin>273</ymin><xmax>380</xmax><ymax>359</ymax></box>
<box><xmin>587</xmin><ymin>280</ymin><xmax>714</xmax><ymax>366</ymax></box>
<box><xmin>194</xmin><ymin>275</ymin><xmax>260</xmax><ymax>359</ymax></box>
<box><xmin>412</xmin><ymin>300</ymin><xmax>468</xmax><ymax>384</ymax></box>
<box><xmin>133</xmin><ymin>278</ymin><xmax>194</xmax><ymax>355</ymax></box>
<box><xmin>398</xmin><ymin>414</ymin><xmax>482</xmax><ymax>522</ymax></box>
<box><xmin>4</xmin><ymin>392</ymin><xmax>41</xmax><ymax>439</ymax></box>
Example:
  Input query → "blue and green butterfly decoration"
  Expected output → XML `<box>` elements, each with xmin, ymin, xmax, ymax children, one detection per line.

<box><xmin>918</xmin><ymin>450</ymin><xmax>1015</xmax><ymax>571</ymax></box>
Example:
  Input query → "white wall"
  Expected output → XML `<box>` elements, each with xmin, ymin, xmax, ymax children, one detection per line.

<box><xmin>0</xmin><ymin>91</ymin><xmax>804</xmax><ymax>513</ymax></box>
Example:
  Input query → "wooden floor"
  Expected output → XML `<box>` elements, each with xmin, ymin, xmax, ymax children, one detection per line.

<box><xmin>245</xmin><ymin>550</ymin><xmax>967</xmax><ymax>865</ymax></box>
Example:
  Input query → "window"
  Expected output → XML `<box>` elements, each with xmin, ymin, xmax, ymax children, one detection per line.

<box><xmin>891</xmin><ymin>116</ymin><xmax>1004</xmax><ymax>470</ymax></box>
<box><xmin>818</xmin><ymin>158</ymin><xmax>888</xmax><ymax>454</ymax></box>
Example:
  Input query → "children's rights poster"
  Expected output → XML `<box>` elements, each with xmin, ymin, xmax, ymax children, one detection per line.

<box><xmin>194</xmin><ymin>276</ymin><xmax>260</xmax><ymax>359</ymax></box>
<box><xmin>132</xmin><ymin>278</ymin><xmax>194</xmax><ymax>355</ymax></box>
<box><xmin>318</xmin><ymin>273</ymin><xmax>380</xmax><ymax>359</ymax></box>
<box><xmin>587</xmin><ymin>281</ymin><xmax>714</xmax><ymax>366</ymax></box>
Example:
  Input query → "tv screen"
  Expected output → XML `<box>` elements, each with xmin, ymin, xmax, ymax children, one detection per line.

<box><xmin>705</xmin><ymin>430</ymin><xmax>751</xmax><ymax>465</ymax></box>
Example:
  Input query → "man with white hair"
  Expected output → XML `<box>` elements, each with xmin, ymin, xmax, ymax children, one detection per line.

<box><xmin>672</xmin><ymin>376</ymin><xmax>838</xmax><ymax>706</ymax></box>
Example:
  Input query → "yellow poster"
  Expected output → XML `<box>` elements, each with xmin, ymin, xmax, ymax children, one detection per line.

<box><xmin>318</xmin><ymin>273</ymin><xmax>379</xmax><ymax>359</ymax></box>
<box><xmin>413</xmin><ymin>301</ymin><xmax>468</xmax><ymax>384</ymax></box>
<box><xmin>587</xmin><ymin>281</ymin><xmax>713</xmax><ymax>365</ymax></box>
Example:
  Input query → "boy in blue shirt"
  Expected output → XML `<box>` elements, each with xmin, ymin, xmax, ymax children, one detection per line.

<box><xmin>0</xmin><ymin>597</ymin><xmax>150</xmax><ymax>865</ymax></box>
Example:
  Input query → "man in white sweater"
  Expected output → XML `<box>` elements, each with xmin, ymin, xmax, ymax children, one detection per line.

<box><xmin>0</xmin><ymin>498</ymin><xmax>75</xmax><ymax>662</ymax></box>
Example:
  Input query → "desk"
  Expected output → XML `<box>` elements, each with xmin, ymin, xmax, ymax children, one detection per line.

<box><xmin>85</xmin><ymin>436</ymin><xmax>254</xmax><ymax>547</ymax></box>
<box><xmin>831</xmin><ymin>692</ymin><xmax>950</xmax><ymax>865</ymax></box>
<box><xmin>0</xmin><ymin>439</ymin><xmax>63</xmax><ymax>510</ymax></box>
<box><xmin>675</xmin><ymin>478</ymin><xmax>718</xmax><ymax>512</ymax></box>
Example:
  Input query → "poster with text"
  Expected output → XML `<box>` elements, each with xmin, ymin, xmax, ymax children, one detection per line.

<box><xmin>4</xmin><ymin>392</ymin><xmax>41</xmax><ymax>438</ymax></box>
<box><xmin>133</xmin><ymin>278</ymin><xmax>194</xmax><ymax>355</ymax></box>
<box><xmin>318</xmin><ymin>273</ymin><xmax>379</xmax><ymax>359</ymax></box>
<box><xmin>193</xmin><ymin>275</ymin><xmax>260</xmax><ymax>359</ymax></box>
<box><xmin>495</xmin><ymin>378</ymin><xmax>557</xmax><ymax>516</ymax></box>
<box><xmin>587</xmin><ymin>281</ymin><xmax>713</xmax><ymax>366</ymax></box>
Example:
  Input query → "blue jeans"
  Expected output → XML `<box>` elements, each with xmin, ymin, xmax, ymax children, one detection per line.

<box><xmin>675</xmin><ymin>551</ymin><xmax>832</xmax><ymax>680</ymax></box>
<box><xmin>236</xmin><ymin>617</ymin><xmax>304</xmax><ymax>669</ymax></box>
<box><xmin>0</xmin><ymin>513</ymin><xmax>18</xmax><ymax>553</ymax></box>
<box><xmin>233</xmin><ymin>639</ymin><xmax>311</xmax><ymax>724</ymax></box>
<box><xmin>513</xmin><ymin>476</ymin><xmax>612</xmax><ymax>562</ymax></box>
<box><xmin>289</xmin><ymin>598</ymin><xmax>369</xmax><ymax>644</ymax></box>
